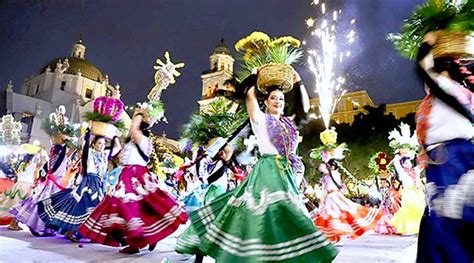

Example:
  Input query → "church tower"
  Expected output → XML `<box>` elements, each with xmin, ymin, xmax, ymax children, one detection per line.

<box><xmin>71</xmin><ymin>38</ymin><xmax>86</xmax><ymax>59</ymax></box>
<box><xmin>198</xmin><ymin>39</ymin><xmax>235</xmax><ymax>111</ymax></box>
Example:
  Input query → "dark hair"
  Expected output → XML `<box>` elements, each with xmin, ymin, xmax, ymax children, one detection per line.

<box><xmin>264</xmin><ymin>86</ymin><xmax>284</xmax><ymax>100</ymax></box>
<box><xmin>380</xmin><ymin>178</ymin><xmax>390</xmax><ymax>185</ymax></box>
<box><xmin>125</xmin><ymin>120</ymin><xmax>150</xmax><ymax>143</ymax></box>
<box><xmin>399</xmin><ymin>156</ymin><xmax>411</xmax><ymax>166</ymax></box>
<box><xmin>91</xmin><ymin>136</ymin><xmax>105</xmax><ymax>146</ymax></box>
<box><xmin>140</xmin><ymin>121</ymin><xmax>151</xmax><ymax>137</ymax></box>
<box><xmin>434</xmin><ymin>57</ymin><xmax>474</xmax><ymax>90</ymax></box>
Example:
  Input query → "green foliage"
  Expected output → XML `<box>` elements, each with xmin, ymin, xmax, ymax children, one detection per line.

<box><xmin>181</xmin><ymin>98</ymin><xmax>248</xmax><ymax>147</ymax></box>
<box><xmin>83</xmin><ymin>112</ymin><xmax>127</xmax><ymax>134</ymax></box>
<box><xmin>237</xmin><ymin>45</ymin><xmax>303</xmax><ymax>80</ymax></box>
<box><xmin>41</xmin><ymin>118</ymin><xmax>79</xmax><ymax>137</ymax></box>
<box><xmin>387</xmin><ymin>0</ymin><xmax>474</xmax><ymax>59</ymax></box>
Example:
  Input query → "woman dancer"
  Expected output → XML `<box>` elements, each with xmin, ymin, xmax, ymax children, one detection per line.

<box><xmin>183</xmin><ymin>72</ymin><xmax>337</xmax><ymax>262</ymax></box>
<box><xmin>0</xmin><ymin>154</ymin><xmax>42</xmax><ymax>230</ymax></box>
<box><xmin>38</xmin><ymin>130</ymin><xmax>121</xmax><ymax>241</ymax></box>
<box><xmin>78</xmin><ymin>109</ymin><xmax>188</xmax><ymax>254</ymax></box>
<box><xmin>390</xmin><ymin>153</ymin><xmax>425</xmax><ymax>235</ymax></box>
<box><xmin>313</xmin><ymin>160</ymin><xmax>382</xmax><ymax>244</ymax></box>
<box><xmin>10</xmin><ymin>136</ymin><xmax>71</xmax><ymax>236</ymax></box>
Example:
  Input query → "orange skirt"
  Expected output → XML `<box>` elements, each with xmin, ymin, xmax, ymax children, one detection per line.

<box><xmin>313</xmin><ymin>190</ymin><xmax>382</xmax><ymax>242</ymax></box>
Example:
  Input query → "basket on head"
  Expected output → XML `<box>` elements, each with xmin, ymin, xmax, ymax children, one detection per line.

<box><xmin>90</xmin><ymin>121</ymin><xmax>119</xmax><ymax>139</ymax></box>
<box><xmin>51</xmin><ymin>135</ymin><xmax>65</xmax><ymax>145</ymax></box>
<box><xmin>257</xmin><ymin>63</ymin><xmax>295</xmax><ymax>94</ymax></box>
<box><xmin>432</xmin><ymin>31</ymin><xmax>474</xmax><ymax>59</ymax></box>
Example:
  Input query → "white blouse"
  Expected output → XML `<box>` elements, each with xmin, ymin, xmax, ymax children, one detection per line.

<box><xmin>120</xmin><ymin>138</ymin><xmax>153</xmax><ymax>166</ymax></box>
<box><xmin>250</xmin><ymin>112</ymin><xmax>279</xmax><ymax>155</ymax></box>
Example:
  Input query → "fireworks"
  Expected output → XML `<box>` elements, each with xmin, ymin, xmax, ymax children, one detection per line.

<box><xmin>305</xmin><ymin>1</ymin><xmax>356</xmax><ymax>128</ymax></box>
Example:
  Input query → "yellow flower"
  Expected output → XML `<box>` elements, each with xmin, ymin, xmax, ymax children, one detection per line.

<box><xmin>320</xmin><ymin>128</ymin><xmax>338</xmax><ymax>146</ymax></box>
<box><xmin>272</xmin><ymin>36</ymin><xmax>301</xmax><ymax>47</ymax></box>
<box><xmin>235</xmin><ymin>31</ymin><xmax>271</xmax><ymax>52</ymax></box>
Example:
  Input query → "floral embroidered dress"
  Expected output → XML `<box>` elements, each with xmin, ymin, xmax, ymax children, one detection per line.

<box><xmin>183</xmin><ymin>113</ymin><xmax>337</xmax><ymax>262</ymax></box>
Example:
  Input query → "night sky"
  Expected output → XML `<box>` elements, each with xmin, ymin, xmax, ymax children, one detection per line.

<box><xmin>0</xmin><ymin>0</ymin><xmax>425</xmax><ymax>138</ymax></box>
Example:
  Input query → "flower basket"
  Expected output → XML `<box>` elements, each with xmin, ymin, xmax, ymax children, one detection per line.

<box><xmin>257</xmin><ymin>63</ymin><xmax>295</xmax><ymax>93</ymax></box>
<box><xmin>432</xmin><ymin>31</ymin><xmax>474</xmax><ymax>59</ymax></box>
<box><xmin>90</xmin><ymin>121</ymin><xmax>119</xmax><ymax>139</ymax></box>
<box><xmin>51</xmin><ymin>135</ymin><xmax>65</xmax><ymax>145</ymax></box>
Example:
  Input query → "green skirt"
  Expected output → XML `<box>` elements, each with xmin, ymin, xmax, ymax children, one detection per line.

<box><xmin>176</xmin><ymin>184</ymin><xmax>226</xmax><ymax>255</ymax></box>
<box><xmin>184</xmin><ymin>155</ymin><xmax>337</xmax><ymax>262</ymax></box>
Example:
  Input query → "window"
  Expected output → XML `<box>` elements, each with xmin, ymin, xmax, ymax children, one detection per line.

<box><xmin>220</xmin><ymin>64</ymin><xmax>224</xmax><ymax>71</ymax></box>
<box><xmin>85</xmin><ymin>88</ymin><xmax>93</xmax><ymax>99</ymax></box>
<box><xmin>60</xmin><ymin>81</ymin><xmax>66</xmax><ymax>91</ymax></box>
<box><xmin>35</xmin><ymin>84</ymin><xmax>40</xmax><ymax>95</ymax></box>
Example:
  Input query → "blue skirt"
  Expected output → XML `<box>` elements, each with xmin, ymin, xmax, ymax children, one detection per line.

<box><xmin>38</xmin><ymin>173</ymin><xmax>104</xmax><ymax>235</ymax></box>
<box><xmin>417</xmin><ymin>139</ymin><xmax>474</xmax><ymax>263</ymax></box>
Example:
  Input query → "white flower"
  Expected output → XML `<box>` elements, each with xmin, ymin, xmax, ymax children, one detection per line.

<box><xmin>49</xmin><ymin>113</ymin><xmax>56</xmax><ymax>122</ymax></box>
<box><xmin>81</xmin><ymin>122</ymin><xmax>89</xmax><ymax>128</ymax></box>
<box><xmin>58</xmin><ymin>105</ymin><xmax>66</xmax><ymax>114</ymax></box>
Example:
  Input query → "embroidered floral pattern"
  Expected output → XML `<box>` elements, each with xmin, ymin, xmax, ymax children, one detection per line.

<box><xmin>265</xmin><ymin>114</ymin><xmax>304</xmax><ymax>176</ymax></box>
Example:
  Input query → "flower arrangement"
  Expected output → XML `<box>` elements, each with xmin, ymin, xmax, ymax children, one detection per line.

<box><xmin>388</xmin><ymin>122</ymin><xmax>419</xmax><ymax>154</ymax></box>
<box><xmin>93</xmin><ymin>96</ymin><xmax>124</xmax><ymax>121</ymax></box>
<box><xmin>319</xmin><ymin>127</ymin><xmax>338</xmax><ymax>147</ymax></box>
<box><xmin>368</xmin><ymin>152</ymin><xmax>394</xmax><ymax>177</ymax></box>
<box><xmin>309</xmin><ymin>127</ymin><xmax>348</xmax><ymax>163</ymax></box>
<box><xmin>84</xmin><ymin>96</ymin><xmax>126</xmax><ymax>135</ymax></box>
<box><xmin>235</xmin><ymin>31</ymin><xmax>303</xmax><ymax>80</ymax></box>
<box><xmin>387</xmin><ymin>0</ymin><xmax>474</xmax><ymax>60</ymax></box>
<box><xmin>126</xmin><ymin>100</ymin><xmax>167</xmax><ymax>126</ymax></box>
<box><xmin>42</xmin><ymin>105</ymin><xmax>80</xmax><ymax>138</ymax></box>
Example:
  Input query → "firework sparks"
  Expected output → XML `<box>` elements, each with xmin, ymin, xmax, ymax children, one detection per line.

<box><xmin>305</xmin><ymin>17</ymin><xmax>316</xmax><ymax>28</ymax></box>
<box><xmin>306</xmin><ymin>1</ymin><xmax>356</xmax><ymax>128</ymax></box>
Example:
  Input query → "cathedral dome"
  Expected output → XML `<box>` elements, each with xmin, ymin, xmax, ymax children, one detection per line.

<box><xmin>41</xmin><ymin>57</ymin><xmax>105</xmax><ymax>82</ymax></box>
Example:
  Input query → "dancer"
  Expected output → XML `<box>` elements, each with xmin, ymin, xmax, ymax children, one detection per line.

<box><xmin>415</xmin><ymin>32</ymin><xmax>473</xmax><ymax>262</ymax></box>
<box><xmin>176</xmin><ymin>141</ymin><xmax>240</xmax><ymax>259</ymax></box>
<box><xmin>389</xmin><ymin>153</ymin><xmax>425</xmax><ymax>235</ymax></box>
<box><xmin>10</xmin><ymin>136</ymin><xmax>72</xmax><ymax>236</ymax></box>
<box><xmin>38</xmin><ymin>130</ymin><xmax>121</xmax><ymax>241</ymax></box>
<box><xmin>0</xmin><ymin>153</ymin><xmax>42</xmax><ymax>229</ymax></box>
<box><xmin>370</xmin><ymin>152</ymin><xmax>397</xmax><ymax>235</ymax></box>
<box><xmin>313</xmin><ymin>159</ymin><xmax>382</xmax><ymax>244</ymax></box>
<box><xmin>388</xmin><ymin>2</ymin><xmax>473</xmax><ymax>260</ymax></box>
<box><xmin>183</xmin><ymin>71</ymin><xmax>337</xmax><ymax>262</ymax></box>
<box><xmin>78</xmin><ymin>108</ymin><xmax>188</xmax><ymax>254</ymax></box>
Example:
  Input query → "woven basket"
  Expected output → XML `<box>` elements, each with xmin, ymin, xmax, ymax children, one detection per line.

<box><xmin>51</xmin><ymin>135</ymin><xmax>65</xmax><ymax>145</ymax></box>
<box><xmin>257</xmin><ymin>63</ymin><xmax>295</xmax><ymax>93</ymax></box>
<box><xmin>432</xmin><ymin>31</ymin><xmax>474</xmax><ymax>58</ymax></box>
<box><xmin>90</xmin><ymin>121</ymin><xmax>118</xmax><ymax>139</ymax></box>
